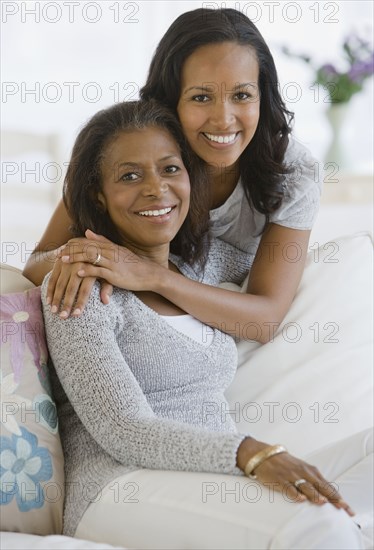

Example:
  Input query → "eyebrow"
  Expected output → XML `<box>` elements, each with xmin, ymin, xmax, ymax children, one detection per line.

<box><xmin>116</xmin><ymin>155</ymin><xmax>180</xmax><ymax>168</ymax></box>
<box><xmin>182</xmin><ymin>82</ymin><xmax>257</xmax><ymax>94</ymax></box>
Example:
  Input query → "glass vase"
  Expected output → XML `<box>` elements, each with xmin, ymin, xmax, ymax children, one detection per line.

<box><xmin>324</xmin><ymin>103</ymin><xmax>349</xmax><ymax>170</ymax></box>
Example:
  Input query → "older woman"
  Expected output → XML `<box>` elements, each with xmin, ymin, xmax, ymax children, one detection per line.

<box><xmin>40</xmin><ymin>99</ymin><xmax>369</xmax><ymax>549</ymax></box>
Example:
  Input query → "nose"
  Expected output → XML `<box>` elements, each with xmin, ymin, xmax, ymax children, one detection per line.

<box><xmin>209</xmin><ymin>100</ymin><xmax>235</xmax><ymax>129</ymax></box>
<box><xmin>142</xmin><ymin>172</ymin><xmax>168</xmax><ymax>197</ymax></box>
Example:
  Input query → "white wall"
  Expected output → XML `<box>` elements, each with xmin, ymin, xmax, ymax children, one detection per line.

<box><xmin>1</xmin><ymin>0</ymin><xmax>373</xmax><ymax>267</ymax></box>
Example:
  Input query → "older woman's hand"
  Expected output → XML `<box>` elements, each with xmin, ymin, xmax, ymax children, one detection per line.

<box><xmin>255</xmin><ymin>452</ymin><xmax>354</xmax><ymax>514</ymax></box>
<box><xmin>237</xmin><ymin>437</ymin><xmax>355</xmax><ymax>516</ymax></box>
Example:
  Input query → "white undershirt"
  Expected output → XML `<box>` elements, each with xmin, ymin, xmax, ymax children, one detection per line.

<box><xmin>160</xmin><ymin>314</ymin><xmax>214</xmax><ymax>347</ymax></box>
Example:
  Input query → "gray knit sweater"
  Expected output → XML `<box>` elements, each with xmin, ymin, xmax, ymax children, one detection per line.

<box><xmin>41</xmin><ymin>239</ymin><xmax>253</xmax><ymax>536</ymax></box>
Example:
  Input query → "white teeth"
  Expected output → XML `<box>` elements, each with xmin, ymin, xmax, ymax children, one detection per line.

<box><xmin>138</xmin><ymin>207</ymin><xmax>173</xmax><ymax>217</ymax></box>
<box><xmin>204</xmin><ymin>132</ymin><xmax>236</xmax><ymax>144</ymax></box>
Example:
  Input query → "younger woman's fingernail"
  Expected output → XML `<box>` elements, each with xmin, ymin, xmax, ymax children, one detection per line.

<box><xmin>51</xmin><ymin>305</ymin><xmax>58</xmax><ymax>313</ymax></box>
<box><xmin>59</xmin><ymin>311</ymin><xmax>68</xmax><ymax>319</ymax></box>
<box><xmin>72</xmin><ymin>308</ymin><xmax>81</xmax><ymax>316</ymax></box>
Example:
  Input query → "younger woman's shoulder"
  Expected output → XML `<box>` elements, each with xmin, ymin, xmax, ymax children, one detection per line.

<box><xmin>284</xmin><ymin>137</ymin><xmax>323</xmax><ymax>194</ymax></box>
<box><xmin>285</xmin><ymin>137</ymin><xmax>319</xmax><ymax>168</ymax></box>
<box><xmin>270</xmin><ymin>137</ymin><xmax>323</xmax><ymax>230</ymax></box>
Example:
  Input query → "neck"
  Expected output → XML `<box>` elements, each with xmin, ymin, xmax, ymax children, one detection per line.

<box><xmin>122</xmin><ymin>241</ymin><xmax>170</xmax><ymax>269</ymax></box>
<box><xmin>208</xmin><ymin>162</ymin><xmax>240</xmax><ymax>209</ymax></box>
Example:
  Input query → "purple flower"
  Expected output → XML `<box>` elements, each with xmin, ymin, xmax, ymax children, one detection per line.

<box><xmin>283</xmin><ymin>34</ymin><xmax>373</xmax><ymax>103</ymax></box>
<box><xmin>348</xmin><ymin>54</ymin><xmax>374</xmax><ymax>82</ymax></box>
<box><xmin>320</xmin><ymin>64</ymin><xmax>338</xmax><ymax>76</ymax></box>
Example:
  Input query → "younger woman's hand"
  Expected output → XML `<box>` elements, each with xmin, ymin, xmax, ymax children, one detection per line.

<box><xmin>47</xmin><ymin>233</ymin><xmax>113</xmax><ymax>318</ymax></box>
<box><xmin>60</xmin><ymin>229</ymin><xmax>161</xmax><ymax>292</ymax></box>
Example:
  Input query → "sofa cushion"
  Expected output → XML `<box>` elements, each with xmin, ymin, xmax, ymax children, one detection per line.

<box><xmin>0</xmin><ymin>264</ymin><xmax>35</xmax><ymax>294</ymax></box>
<box><xmin>224</xmin><ymin>231</ymin><xmax>373</xmax><ymax>456</ymax></box>
<box><xmin>0</xmin><ymin>282</ymin><xmax>64</xmax><ymax>535</ymax></box>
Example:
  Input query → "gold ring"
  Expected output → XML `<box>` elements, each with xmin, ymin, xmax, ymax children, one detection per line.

<box><xmin>92</xmin><ymin>252</ymin><xmax>101</xmax><ymax>266</ymax></box>
<box><xmin>294</xmin><ymin>478</ymin><xmax>307</xmax><ymax>489</ymax></box>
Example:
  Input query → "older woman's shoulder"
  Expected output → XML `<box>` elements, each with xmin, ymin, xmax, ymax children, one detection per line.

<box><xmin>40</xmin><ymin>273</ymin><xmax>132</xmax><ymax>324</ymax></box>
<box><xmin>170</xmin><ymin>239</ymin><xmax>251</xmax><ymax>287</ymax></box>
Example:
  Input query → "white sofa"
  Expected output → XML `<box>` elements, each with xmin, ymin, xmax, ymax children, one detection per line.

<box><xmin>0</xmin><ymin>232</ymin><xmax>373</xmax><ymax>549</ymax></box>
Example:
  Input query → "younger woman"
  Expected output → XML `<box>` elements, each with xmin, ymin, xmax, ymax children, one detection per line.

<box><xmin>27</xmin><ymin>8</ymin><xmax>321</xmax><ymax>345</ymax></box>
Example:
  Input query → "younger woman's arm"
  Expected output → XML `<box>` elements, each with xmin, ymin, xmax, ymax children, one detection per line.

<box><xmin>23</xmin><ymin>200</ymin><xmax>72</xmax><ymax>285</ymax></box>
<box><xmin>155</xmin><ymin>224</ymin><xmax>310</xmax><ymax>343</ymax></box>
<box><xmin>65</xmin><ymin>223</ymin><xmax>311</xmax><ymax>343</ymax></box>
<box><xmin>23</xmin><ymin>200</ymin><xmax>113</xmax><ymax>307</ymax></box>
<box><xmin>155</xmin><ymin>224</ymin><xmax>310</xmax><ymax>342</ymax></box>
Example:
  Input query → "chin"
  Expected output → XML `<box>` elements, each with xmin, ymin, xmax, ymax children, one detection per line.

<box><xmin>204</xmin><ymin>155</ymin><xmax>240</xmax><ymax>169</ymax></box>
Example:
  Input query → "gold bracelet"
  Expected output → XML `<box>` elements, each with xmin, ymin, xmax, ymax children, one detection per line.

<box><xmin>244</xmin><ymin>444</ymin><xmax>287</xmax><ymax>478</ymax></box>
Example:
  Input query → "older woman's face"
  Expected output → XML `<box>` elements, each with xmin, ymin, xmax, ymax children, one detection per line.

<box><xmin>99</xmin><ymin>127</ymin><xmax>190</xmax><ymax>253</ymax></box>
<box><xmin>177</xmin><ymin>41</ymin><xmax>260</xmax><ymax>172</ymax></box>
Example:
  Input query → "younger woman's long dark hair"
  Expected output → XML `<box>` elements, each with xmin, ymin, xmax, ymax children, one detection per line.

<box><xmin>63</xmin><ymin>99</ymin><xmax>210</xmax><ymax>267</ymax></box>
<box><xmin>141</xmin><ymin>8</ymin><xmax>295</xmax><ymax>225</ymax></box>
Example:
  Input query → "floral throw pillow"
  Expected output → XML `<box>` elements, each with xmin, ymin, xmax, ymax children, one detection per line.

<box><xmin>0</xmin><ymin>287</ymin><xmax>64</xmax><ymax>534</ymax></box>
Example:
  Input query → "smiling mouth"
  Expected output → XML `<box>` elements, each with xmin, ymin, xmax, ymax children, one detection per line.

<box><xmin>136</xmin><ymin>206</ymin><xmax>176</xmax><ymax>217</ymax></box>
<box><xmin>202</xmin><ymin>132</ymin><xmax>238</xmax><ymax>144</ymax></box>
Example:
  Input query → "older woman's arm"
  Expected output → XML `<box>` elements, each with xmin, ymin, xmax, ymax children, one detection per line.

<box><xmin>41</xmin><ymin>275</ymin><xmax>248</xmax><ymax>475</ymax></box>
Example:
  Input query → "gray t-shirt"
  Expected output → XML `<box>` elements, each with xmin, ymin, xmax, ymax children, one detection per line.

<box><xmin>210</xmin><ymin>139</ymin><xmax>322</xmax><ymax>256</ymax></box>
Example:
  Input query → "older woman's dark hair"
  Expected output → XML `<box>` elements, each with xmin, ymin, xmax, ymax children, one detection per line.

<box><xmin>63</xmin><ymin>99</ymin><xmax>210</xmax><ymax>266</ymax></box>
<box><xmin>141</xmin><ymin>8</ymin><xmax>295</xmax><ymax>223</ymax></box>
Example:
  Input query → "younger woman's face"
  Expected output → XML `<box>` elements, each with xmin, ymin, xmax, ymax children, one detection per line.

<box><xmin>177</xmin><ymin>41</ymin><xmax>260</xmax><ymax>172</ymax></box>
<box><xmin>99</xmin><ymin>127</ymin><xmax>190</xmax><ymax>254</ymax></box>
